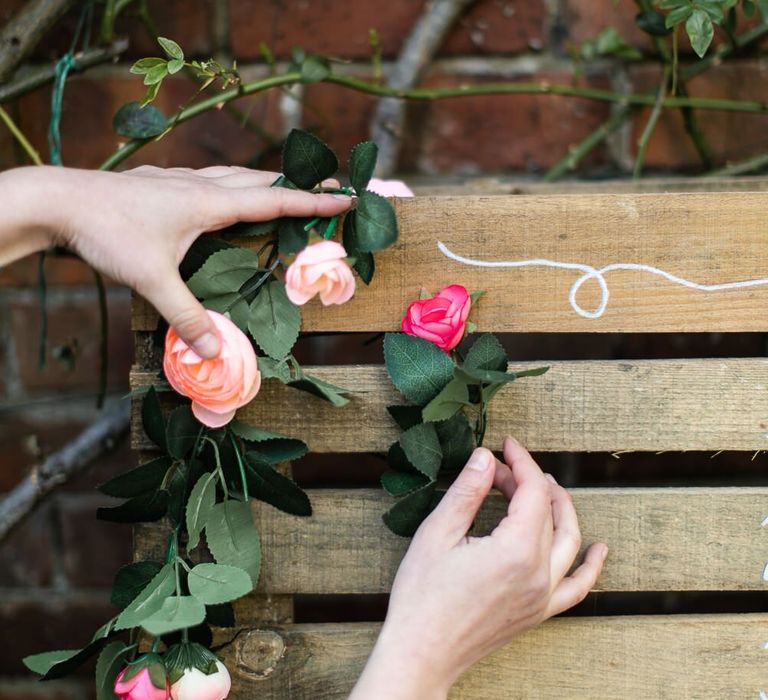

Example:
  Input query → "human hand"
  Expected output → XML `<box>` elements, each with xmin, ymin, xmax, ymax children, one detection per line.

<box><xmin>351</xmin><ymin>437</ymin><xmax>608</xmax><ymax>700</ymax></box>
<box><xmin>1</xmin><ymin>165</ymin><xmax>352</xmax><ymax>358</ymax></box>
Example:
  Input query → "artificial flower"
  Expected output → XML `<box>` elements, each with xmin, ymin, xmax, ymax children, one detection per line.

<box><xmin>114</xmin><ymin>655</ymin><xmax>169</xmax><ymax>700</ymax></box>
<box><xmin>367</xmin><ymin>178</ymin><xmax>415</xmax><ymax>197</ymax></box>
<box><xmin>285</xmin><ymin>240</ymin><xmax>356</xmax><ymax>306</ymax></box>
<box><xmin>401</xmin><ymin>284</ymin><xmax>471</xmax><ymax>352</ymax></box>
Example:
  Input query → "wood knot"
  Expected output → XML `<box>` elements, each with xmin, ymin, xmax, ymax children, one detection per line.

<box><xmin>234</xmin><ymin>629</ymin><xmax>286</xmax><ymax>679</ymax></box>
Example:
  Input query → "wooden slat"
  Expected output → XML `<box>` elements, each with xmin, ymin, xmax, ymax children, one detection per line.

<box><xmin>131</xmin><ymin>358</ymin><xmax>768</xmax><ymax>452</ymax></box>
<box><xmin>221</xmin><ymin>615</ymin><xmax>768</xmax><ymax>699</ymax></box>
<box><xmin>136</xmin><ymin>487</ymin><xmax>768</xmax><ymax>594</ymax></box>
<box><xmin>131</xmin><ymin>193</ymin><xmax>768</xmax><ymax>333</ymax></box>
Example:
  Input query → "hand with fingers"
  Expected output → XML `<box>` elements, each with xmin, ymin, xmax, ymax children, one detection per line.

<box><xmin>0</xmin><ymin>165</ymin><xmax>352</xmax><ymax>358</ymax></box>
<box><xmin>351</xmin><ymin>437</ymin><xmax>608</xmax><ymax>700</ymax></box>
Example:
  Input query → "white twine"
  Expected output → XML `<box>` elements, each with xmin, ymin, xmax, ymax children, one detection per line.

<box><xmin>437</xmin><ymin>241</ymin><xmax>768</xmax><ymax>320</ymax></box>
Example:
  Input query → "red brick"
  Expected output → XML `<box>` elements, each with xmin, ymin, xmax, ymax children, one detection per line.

<box><xmin>0</xmin><ymin>680</ymin><xmax>92</xmax><ymax>700</ymax></box>
<box><xmin>629</xmin><ymin>61</ymin><xmax>768</xmax><ymax>170</ymax></box>
<box><xmin>230</xmin><ymin>0</ymin><xmax>546</xmax><ymax>60</ymax></box>
<box><xmin>0</xmin><ymin>509</ymin><xmax>54</xmax><ymax>587</ymax></box>
<box><xmin>0</xmin><ymin>257</ymin><xmax>121</xmax><ymax>288</ymax></box>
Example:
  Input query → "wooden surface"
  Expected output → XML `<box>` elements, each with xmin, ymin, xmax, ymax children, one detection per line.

<box><xmin>131</xmin><ymin>193</ymin><xmax>768</xmax><ymax>333</ymax></box>
<box><xmin>135</xmin><ymin>487</ymin><xmax>768</xmax><ymax>594</ymax></box>
<box><xmin>131</xmin><ymin>358</ymin><xmax>768</xmax><ymax>452</ymax></box>
<box><xmin>219</xmin><ymin>615</ymin><xmax>768</xmax><ymax>699</ymax></box>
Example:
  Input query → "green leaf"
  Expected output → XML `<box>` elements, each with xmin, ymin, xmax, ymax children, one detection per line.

<box><xmin>30</xmin><ymin>639</ymin><xmax>109</xmax><ymax>681</ymax></box>
<box><xmin>384</xmin><ymin>333</ymin><xmax>455</xmax><ymax>406</ymax></box>
<box><xmin>186</xmin><ymin>472</ymin><xmax>218</xmax><ymax>550</ymax></box>
<box><xmin>758</xmin><ymin>0</ymin><xmax>768</xmax><ymax>21</ymax></box>
<box><xmin>111</xmin><ymin>561</ymin><xmax>164</xmax><ymax>610</ymax></box>
<box><xmin>245</xmin><ymin>438</ymin><xmax>307</xmax><ymax>464</ymax></box>
<box><xmin>277</xmin><ymin>217</ymin><xmax>309</xmax><ymax>255</ymax></box>
<box><xmin>464</xmin><ymin>333</ymin><xmax>508</xmax><ymax>372</ymax></box>
<box><xmin>205</xmin><ymin>500</ymin><xmax>261</xmax><ymax>583</ymax></box>
<box><xmin>98</xmin><ymin>456</ymin><xmax>171</xmax><ymax>498</ymax></box>
<box><xmin>188</xmin><ymin>563</ymin><xmax>253</xmax><ymax>604</ymax></box>
<box><xmin>512</xmin><ymin>366</ymin><xmax>551</xmax><ymax>379</ymax></box>
<box><xmin>399</xmin><ymin>423</ymin><xmax>442</xmax><ymax>480</ymax></box>
<box><xmin>382</xmin><ymin>482</ymin><xmax>438</xmax><ymax>537</ymax></box>
<box><xmin>282</xmin><ymin>129</ymin><xmax>339</xmax><ymax>189</ymax></box>
<box><xmin>142</xmin><ymin>596</ymin><xmax>206</xmax><ymax>635</ymax></box>
<box><xmin>686</xmin><ymin>9</ymin><xmax>714</xmax><ymax>57</ymax></box>
<box><xmin>206</xmin><ymin>602</ymin><xmax>235</xmax><ymax>628</ymax></box>
<box><xmin>665</xmin><ymin>4</ymin><xmax>693</xmax><ymax>27</ymax></box>
<box><xmin>166</xmin><ymin>406</ymin><xmax>200</xmax><ymax>459</ymax></box>
<box><xmin>258</xmin><ymin>357</ymin><xmax>292</xmax><ymax>383</ymax></box>
<box><xmin>24</xmin><ymin>650</ymin><xmax>80</xmax><ymax>675</ymax></box>
<box><xmin>142</xmin><ymin>386</ymin><xmax>167</xmax><ymax>450</ymax></box>
<box><xmin>354</xmin><ymin>191</ymin><xmax>398</xmax><ymax>252</ymax></box>
<box><xmin>455</xmin><ymin>364</ymin><xmax>549</xmax><ymax>386</ymax></box>
<box><xmin>635</xmin><ymin>9</ymin><xmax>672</xmax><ymax>36</ymax></box>
<box><xmin>166</xmin><ymin>461</ymin><xmax>190</xmax><ymax>525</ymax></box>
<box><xmin>115</xmin><ymin>564</ymin><xmax>175</xmax><ymax>630</ymax></box>
<box><xmin>229</xmin><ymin>421</ymin><xmax>285</xmax><ymax>442</ymax></box>
<box><xmin>130</xmin><ymin>57</ymin><xmax>166</xmax><ymax>75</ymax></box>
<box><xmin>113</xmin><ymin>102</ymin><xmax>167</xmax><ymax>138</ymax></box>
<box><xmin>167</xmin><ymin>58</ymin><xmax>184</xmax><ymax>74</ymax></box>
<box><xmin>180</xmin><ymin>238</ymin><xmax>232</xmax><ymax>281</ymax></box>
<box><xmin>387</xmin><ymin>442</ymin><xmax>415</xmax><ymax>473</ymax></box>
<box><xmin>96</xmin><ymin>490</ymin><xmax>169</xmax><ymax>523</ymax></box>
<box><xmin>387</xmin><ymin>405</ymin><xmax>423</xmax><ymax>431</ymax></box>
<box><xmin>158</xmin><ymin>37</ymin><xmax>184</xmax><ymax>60</ymax></box>
<box><xmin>143</xmin><ymin>63</ymin><xmax>168</xmax><ymax>85</ymax></box>
<box><xmin>140</xmin><ymin>82</ymin><xmax>161</xmax><ymax>107</ymax></box>
<box><xmin>187</xmin><ymin>248</ymin><xmax>262</xmax><ymax>299</ymax></box>
<box><xmin>381</xmin><ymin>470</ymin><xmax>428</xmax><ymax>497</ymax></box>
<box><xmin>349</xmin><ymin>141</ymin><xmax>378</xmax><ymax>193</ymax></box>
<box><xmin>421</xmin><ymin>378</ymin><xmax>468</xmax><ymax>422</ymax></box>
<box><xmin>244</xmin><ymin>456</ymin><xmax>312</xmax><ymax>516</ymax></box>
<box><xmin>469</xmin><ymin>289</ymin><xmax>485</xmax><ymax>306</ymax></box>
<box><xmin>95</xmin><ymin>642</ymin><xmax>132</xmax><ymax>700</ymax></box>
<box><xmin>342</xmin><ymin>212</ymin><xmax>374</xmax><ymax>284</ymax></box>
<box><xmin>435</xmin><ymin>413</ymin><xmax>475</xmax><ymax>472</ymax></box>
<box><xmin>300</xmin><ymin>55</ymin><xmax>330</xmax><ymax>83</ymax></box>
<box><xmin>220</xmin><ymin>219</ymin><xmax>278</xmax><ymax>238</ymax></box>
<box><xmin>248</xmin><ymin>281</ymin><xmax>301</xmax><ymax>360</ymax></box>
<box><xmin>203</xmin><ymin>294</ymin><xmax>249</xmax><ymax>332</ymax></box>
<box><xmin>288</xmin><ymin>374</ymin><xmax>350</xmax><ymax>407</ymax></box>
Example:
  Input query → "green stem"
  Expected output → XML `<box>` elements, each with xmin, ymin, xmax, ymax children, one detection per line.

<box><xmin>202</xmin><ymin>436</ymin><xmax>229</xmax><ymax>499</ymax></box>
<box><xmin>229</xmin><ymin>433</ymin><xmax>250</xmax><ymax>502</ymax></box>
<box><xmin>228</xmin><ymin>259</ymin><xmax>279</xmax><ymax>309</ymax></box>
<box><xmin>703</xmin><ymin>151</ymin><xmax>768</xmax><ymax>177</ymax></box>
<box><xmin>92</xmin><ymin>268</ymin><xmax>108</xmax><ymax>409</ymax></box>
<box><xmin>0</xmin><ymin>106</ymin><xmax>43</xmax><ymax>165</ymax></box>
<box><xmin>634</xmin><ymin>67</ymin><xmax>669</xmax><ymax>179</ymax></box>
<box><xmin>678</xmin><ymin>82</ymin><xmax>713</xmax><ymax>170</ymax></box>
<box><xmin>100</xmin><ymin>0</ymin><xmax>118</xmax><ymax>44</ymax></box>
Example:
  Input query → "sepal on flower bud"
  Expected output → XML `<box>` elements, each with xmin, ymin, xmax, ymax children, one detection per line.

<box><xmin>114</xmin><ymin>653</ymin><xmax>169</xmax><ymax>700</ymax></box>
<box><xmin>163</xmin><ymin>643</ymin><xmax>230</xmax><ymax>700</ymax></box>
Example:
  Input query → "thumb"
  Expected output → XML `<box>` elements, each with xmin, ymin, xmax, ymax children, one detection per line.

<box><xmin>148</xmin><ymin>274</ymin><xmax>221</xmax><ymax>359</ymax></box>
<box><xmin>417</xmin><ymin>448</ymin><xmax>495</xmax><ymax>547</ymax></box>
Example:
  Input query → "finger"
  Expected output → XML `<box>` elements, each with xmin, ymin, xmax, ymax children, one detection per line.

<box><xmin>548</xmin><ymin>478</ymin><xmax>582</xmax><ymax>583</ymax></box>
<box><xmin>545</xmin><ymin>543</ymin><xmax>608</xmax><ymax>617</ymax></box>
<box><xmin>416</xmin><ymin>448</ymin><xmax>495</xmax><ymax>547</ymax></box>
<box><xmin>492</xmin><ymin>453</ymin><xmax>517</xmax><ymax>501</ymax></box>
<box><xmin>145</xmin><ymin>272</ymin><xmax>221</xmax><ymax>359</ymax></box>
<box><xmin>500</xmin><ymin>436</ymin><xmax>551</xmax><ymax>527</ymax></box>
<box><xmin>195</xmin><ymin>166</ymin><xmax>279</xmax><ymax>179</ymax></box>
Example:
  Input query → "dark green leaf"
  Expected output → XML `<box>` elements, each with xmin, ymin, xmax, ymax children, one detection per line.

<box><xmin>202</xmin><ymin>294</ymin><xmax>249</xmax><ymax>332</ymax></box>
<box><xmin>179</xmin><ymin>238</ymin><xmax>232</xmax><ymax>281</ymax></box>
<box><xmin>166</xmin><ymin>462</ymin><xmax>189</xmax><ymax>525</ymax></box>
<box><xmin>113</xmin><ymin>102</ymin><xmax>167</xmax><ymax>138</ymax></box>
<box><xmin>348</xmin><ymin>141</ymin><xmax>378</xmax><ymax>193</ymax></box>
<box><xmin>187</xmin><ymin>248</ymin><xmax>262</xmax><ymax>299</ymax></box>
<box><xmin>635</xmin><ymin>9</ymin><xmax>672</xmax><ymax>35</ymax></box>
<box><xmin>686</xmin><ymin>9</ymin><xmax>714</xmax><ymax>57</ymax></box>
<box><xmin>142</xmin><ymin>596</ymin><xmax>206</xmax><ymax>635</ymax></box>
<box><xmin>278</xmin><ymin>218</ymin><xmax>309</xmax><ymax>255</ymax></box>
<box><xmin>95</xmin><ymin>642</ymin><xmax>132</xmax><ymax>700</ymax></box>
<box><xmin>355</xmin><ymin>191</ymin><xmax>398</xmax><ymax>252</ymax></box>
<box><xmin>387</xmin><ymin>441</ymin><xmax>415</xmax><ymax>473</ymax></box>
<box><xmin>282</xmin><ymin>129</ymin><xmax>339</xmax><ymax>189</ymax></box>
<box><xmin>387</xmin><ymin>405</ymin><xmax>423</xmax><ymax>431</ymax></box>
<box><xmin>36</xmin><ymin>639</ymin><xmax>109</xmax><ymax>680</ymax></box>
<box><xmin>205</xmin><ymin>500</ymin><xmax>261</xmax><ymax>583</ymax></box>
<box><xmin>245</xmin><ymin>456</ymin><xmax>312</xmax><ymax>516</ymax></box>
<box><xmin>166</xmin><ymin>406</ymin><xmax>200</xmax><ymax>459</ymax></box>
<box><xmin>245</xmin><ymin>438</ymin><xmax>307</xmax><ymax>464</ymax></box>
<box><xmin>98</xmin><ymin>456</ymin><xmax>171</xmax><ymax>498</ymax></box>
<box><xmin>464</xmin><ymin>333</ymin><xmax>508</xmax><ymax>372</ymax></box>
<box><xmin>384</xmin><ymin>333</ymin><xmax>455</xmax><ymax>406</ymax></box>
<box><xmin>381</xmin><ymin>470</ymin><xmax>428</xmax><ymax>497</ymax></box>
<box><xmin>665</xmin><ymin>4</ymin><xmax>693</xmax><ymax>27</ymax></box>
<box><xmin>248</xmin><ymin>281</ymin><xmax>301</xmax><ymax>360</ymax></box>
<box><xmin>206</xmin><ymin>602</ymin><xmax>235</xmax><ymax>628</ymax></box>
<box><xmin>111</xmin><ymin>561</ymin><xmax>164</xmax><ymax>610</ymax></box>
<box><xmin>288</xmin><ymin>374</ymin><xmax>349</xmax><ymax>406</ymax></box>
<box><xmin>141</xmin><ymin>387</ymin><xmax>167</xmax><ymax>450</ymax></box>
<box><xmin>342</xmin><ymin>212</ymin><xmax>375</xmax><ymax>284</ymax></box>
<box><xmin>220</xmin><ymin>220</ymin><xmax>278</xmax><ymax>238</ymax></box>
<box><xmin>158</xmin><ymin>37</ymin><xmax>184</xmax><ymax>60</ymax></box>
<box><xmin>115</xmin><ymin>563</ymin><xmax>175</xmax><ymax>630</ymax></box>
<box><xmin>382</xmin><ymin>482</ymin><xmax>438</xmax><ymax>537</ymax></box>
<box><xmin>300</xmin><ymin>55</ymin><xmax>330</xmax><ymax>83</ymax></box>
<box><xmin>186</xmin><ymin>472</ymin><xmax>217</xmax><ymax>551</ymax></box>
<box><xmin>188</xmin><ymin>563</ymin><xmax>253</xmax><ymax>604</ymax></box>
<box><xmin>513</xmin><ymin>366</ymin><xmax>550</xmax><ymax>379</ymax></box>
<box><xmin>96</xmin><ymin>490</ymin><xmax>169</xmax><ymax>523</ymax></box>
<box><xmin>455</xmin><ymin>364</ymin><xmax>549</xmax><ymax>386</ymax></box>
<box><xmin>421</xmin><ymin>378</ymin><xmax>468</xmax><ymax>422</ymax></box>
<box><xmin>399</xmin><ymin>423</ymin><xmax>442</xmax><ymax>480</ymax></box>
<box><xmin>229</xmin><ymin>421</ymin><xmax>286</xmax><ymax>442</ymax></box>
<box><xmin>435</xmin><ymin>413</ymin><xmax>475</xmax><ymax>472</ymax></box>
<box><xmin>758</xmin><ymin>0</ymin><xmax>768</xmax><ymax>21</ymax></box>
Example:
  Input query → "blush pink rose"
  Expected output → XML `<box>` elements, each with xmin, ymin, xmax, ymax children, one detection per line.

<box><xmin>169</xmin><ymin>661</ymin><xmax>231</xmax><ymax>700</ymax></box>
<box><xmin>285</xmin><ymin>240</ymin><xmax>355</xmax><ymax>306</ymax></box>
<box><xmin>367</xmin><ymin>178</ymin><xmax>414</xmax><ymax>197</ymax></box>
<box><xmin>114</xmin><ymin>667</ymin><xmax>169</xmax><ymax>700</ymax></box>
<box><xmin>163</xmin><ymin>310</ymin><xmax>261</xmax><ymax>428</ymax></box>
<box><xmin>401</xmin><ymin>285</ymin><xmax>471</xmax><ymax>352</ymax></box>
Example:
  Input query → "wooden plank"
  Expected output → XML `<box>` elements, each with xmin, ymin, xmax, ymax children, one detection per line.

<box><xmin>221</xmin><ymin>615</ymin><xmax>768</xmax><ymax>699</ymax></box>
<box><xmin>136</xmin><ymin>487</ymin><xmax>768</xmax><ymax>594</ymax></box>
<box><xmin>131</xmin><ymin>358</ymin><xmax>768</xmax><ymax>452</ymax></box>
<box><xmin>131</xmin><ymin>193</ymin><xmax>768</xmax><ymax>333</ymax></box>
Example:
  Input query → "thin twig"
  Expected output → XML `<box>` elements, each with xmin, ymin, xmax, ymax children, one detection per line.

<box><xmin>704</xmin><ymin>151</ymin><xmax>768</xmax><ymax>177</ymax></box>
<box><xmin>634</xmin><ymin>67</ymin><xmax>669</xmax><ymax>179</ymax></box>
<box><xmin>0</xmin><ymin>105</ymin><xmax>43</xmax><ymax>165</ymax></box>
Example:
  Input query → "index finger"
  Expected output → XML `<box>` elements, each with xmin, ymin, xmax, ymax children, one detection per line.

<box><xmin>497</xmin><ymin>436</ymin><xmax>552</xmax><ymax>530</ymax></box>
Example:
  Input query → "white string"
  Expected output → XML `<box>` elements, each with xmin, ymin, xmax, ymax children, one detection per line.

<box><xmin>437</xmin><ymin>241</ymin><xmax>768</xmax><ymax>320</ymax></box>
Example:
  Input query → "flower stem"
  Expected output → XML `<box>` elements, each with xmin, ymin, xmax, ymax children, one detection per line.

<box><xmin>229</xmin><ymin>433</ymin><xmax>250</xmax><ymax>502</ymax></box>
<box><xmin>0</xmin><ymin>106</ymin><xmax>43</xmax><ymax>165</ymax></box>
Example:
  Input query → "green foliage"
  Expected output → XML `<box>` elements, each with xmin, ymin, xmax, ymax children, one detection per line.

<box><xmin>421</xmin><ymin>378</ymin><xmax>469</xmax><ymax>422</ymax></box>
<box><xmin>187</xmin><ymin>248</ymin><xmax>262</xmax><ymax>299</ymax></box>
<box><xmin>245</xmin><ymin>456</ymin><xmax>312</xmax><ymax>515</ymax></box>
<box><xmin>23</xmin><ymin>650</ymin><xmax>81</xmax><ymax>675</ymax></box>
<box><xmin>115</xmin><ymin>564</ymin><xmax>175</xmax><ymax>630</ymax></box>
<box><xmin>686</xmin><ymin>8</ymin><xmax>715</xmax><ymax>56</ymax></box>
<box><xmin>579</xmin><ymin>27</ymin><xmax>643</xmax><ymax>61</ymax></box>
<box><xmin>382</xmin><ymin>482</ymin><xmax>438</xmax><ymax>537</ymax></box>
<box><xmin>187</xmin><ymin>563</ymin><xmax>253</xmax><ymax>604</ymax></box>
<box><xmin>98</xmin><ymin>456</ymin><xmax>171</xmax><ymax>498</ymax></box>
<box><xmin>96</xmin><ymin>490</ymin><xmax>169</xmax><ymax>523</ymax></box>
<box><xmin>384</xmin><ymin>333</ymin><xmax>455</xmax><ymax>406</ymax></box>
<box><xmin>166</xmin><ymin>406</ymin><xmax>200</xmax><ymax>459</ymax></box>
<box><xmin>399</xmin><ymin>423</ymin><xmax>443</xmax><ymax>480</ymax></box>
<box><xmin>142</xmin><ymin>596</ymin><xmax>206</xmax><ymax>635</ymax></box>
<box><xmin>186</xmin><ymin>472</ymin><xmax>217</xmax><ymax>550</ymax></box>
<box><xmin>464</xmin><ymin>333</ymin><xmax>508</xmax><ymax>372</ymax></box>
<box><xmin>354</xmin><ymin>191</ymin><xmax>399</xmax><ymax>252</ymax></box>
<box><xmin>248</xmin><ymin>281</ymin><xmax>301</xmax><ymax>360</ymax></box>
<box><xmin>179</xmin><ymin>238</ymin><xmax>232</xmax><ymax>281</ymax></box>
<box><xmin>142</xmin><ymin>386</ymin><xmax>167</xmax><ymax>450</ymax></box>
<box><xmin>636</xmin><ymin>9</ymin><xmax>672</xmax><ymax>35</ymax></box>
<box><xmin>288</xmin><ymin>373</ymin><xmax>350</xmax><ymax>406</ymax></box>
<box><xmin>387</xmin><ymin>405</ymin><xmax>423</xmax><ymax>431</ymax></box>
<box><xmin>111</xmin><ymin>561</ymin><xmax>164</xmax><ymax>610</ymax></box>
<box><xmin>277</xmin><ymin>218</ymin><xmax>310</xmax><ymax>255</ymax></box>
<box><xmin>282</xmin><ymin>129</ymin><xmax>338</xmax><ymax>189</ymax></box>
<box><xmin>381</xmin><ymin>470</ymin><xmax>428</xmax><ymax>497</ymax></box>
<box><xmin>342</xmin><ymin>214</ymin><xmax>375</xmax><ymax>285</ymax></box>
<box><xmin>435</xmin><ymin>413</ymin><xmax>475</xmax><ymax>472</ymax></box>
<box><xmin>205</xmin><ymin>500</ymin><xmax>262</xmax><ymax>583</ymax></box>
<box><xmin>112</xmin><ymin>102</ymin><xmax>167</xmax><ymax>138</ymax></box>
<box><xmin>348</xmin><ymin>141</ymin><xmax>378</xmax><ymax>193</ymax></box>
<box><xmin>95</xmin><ymin>642</ymin><xmax>132</xmax><ymax>700</ymax></box>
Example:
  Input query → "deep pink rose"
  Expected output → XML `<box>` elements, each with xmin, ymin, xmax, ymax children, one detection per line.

<box><xmin>367</xmin><ymin>178</ymin><xmax>414</xmax><ymax>197</ymax></box>
<box><xmin>401</xmin><ymin>285</ymin><xmax>471</xmax><ymax>352</ymax></box>
<box><xmin>285</xmin><ymin>240</ymin><xmax>355</xmax><ymax>306</ymax></box>
<box><xmin>114</xmin><ymin>667</ymin><xmax>169</xmax><ymax>700</ymax></box>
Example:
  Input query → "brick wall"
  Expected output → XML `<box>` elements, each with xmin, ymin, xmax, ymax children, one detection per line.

<box><xmin>2</xmin><ymin>1</ymin><xmax>768</xmax><ymax>698</ymax></box>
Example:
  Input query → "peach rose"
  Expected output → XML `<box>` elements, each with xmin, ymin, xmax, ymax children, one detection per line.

<box><xmin>163</xmin><ymin>310</ymin><xmax>261</xmax><ymax>428</ymax></box>
<box><xmin>367</xmin><ymin>178</ymin><xmax>414</xmax><ymax>197</ymax></box>
<box><xmin>284</xmin><ymin>240</ymin><xmax>355</xmax><ymax>306</ymax></box>
<box><xmin>401</xmin><ymin>285</ymin><xmax>471</xmax><ymax>352</ymax></box>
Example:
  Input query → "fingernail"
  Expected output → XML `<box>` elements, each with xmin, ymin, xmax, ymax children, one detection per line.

<box><xmin>545</xmin><ymin>473</ymin><xmax>557</xmax><ymax>485</ymax></box>
<box><xmin>505</xmin><ymin>435</ymin><xmax>519</xmax><ymax>446</ymax></box>
<box><xmin>193</xmin><ymin>332</ymin><xmax>220</xmax><ymax>359</ymax></box>
<box><xmin>467</xmin><ymin>449</ymin><xmax>491</xmax><ymax>472</ymax></box>
<box><xmin>600</xmin><ymin>545</ymin><xmax>609</xmax><ymax>561</ymax></box>
<box><xmin>331</xmin><ymin>193</ymin><xmax>352</xmax><ymax>200</ymax></box>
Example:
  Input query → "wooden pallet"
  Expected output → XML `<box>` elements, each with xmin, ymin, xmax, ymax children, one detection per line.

<box><xmin>131</xmin><ymin>181</ymin><xmax>768</xmax><ymax>698</ymax></box>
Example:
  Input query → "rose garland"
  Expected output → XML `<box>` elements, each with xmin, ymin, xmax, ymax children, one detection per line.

<box><xmin>22</xmin><ymin>130</ymin><xmax>402</xmax><ymax>700</ymax></box>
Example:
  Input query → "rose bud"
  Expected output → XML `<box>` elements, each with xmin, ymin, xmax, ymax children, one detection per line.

<box><xmin>401</xmin><ymin>284</ymin><xmax>471</xmax><ymax>352</ymax></box>
<box><xmin>164</xmin><ymin>644</ymin><xmax>231</xmax><ymax>700</ymax></box>
<box><xmin>285</xmin><ymin>240</ymin><xmax>356</xmax><ymax>306</ymax></box>
<box><xmin>163</xmin><ymin>310</ymin><xmax>261</xmax><ymax>428</ymax></box>
<box><xmin>114</xmin><ymin>654</ymin><xmax>169</xmax><ymax>700</ymax></box>
<box><xmin>366</xmin><ymin>178</ymin><xmax>414</xmax><ymax>198</ymax></box>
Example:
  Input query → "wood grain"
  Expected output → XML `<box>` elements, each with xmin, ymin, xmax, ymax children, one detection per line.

<box><xmin>131</xmin><ymin>358</ymin><xmax>768</xmax><ymax>452</ymax></box>
<box><xmin>135</xmin><ymin>487</ymin><xmax>768</xmax><ymax>594</ymax></box>
<box><xmin>132</xmin><ymin>193</ymin><xmax>768</xmax><ymax>333</ymax></box>
<box><xmin>220</xmin><ymin>615</ymin><xmax>768</xmax><ymax>699</ymax></box>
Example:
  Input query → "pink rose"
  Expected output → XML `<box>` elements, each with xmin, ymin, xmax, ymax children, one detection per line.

<box><xmin>164</xmin><ymin>310</ymin><xmax>261</xmax><ymax>428</ymax></box>
<box><xmin>367</xmin><ymin>178</ymin><xmax>414</xmax><ymax>197</ymax></box>
<box><xmin>401</xmin><ymin>285</ymin><xmax>471</xmax><ymax>352</ymax></box>
<box><xmin>170</xmin><ymin>661</ymin><xmax>231</xmax><ymax>700</ymax></box>
<box><xmin>285</xmin><ymin>240</ymin><xmax>355</xmax><ymax>306</ymax></box>
<box><xmin>114</xmin><ymin>665</ymin><xmax>169</xmax><ymax>700</ymax></box>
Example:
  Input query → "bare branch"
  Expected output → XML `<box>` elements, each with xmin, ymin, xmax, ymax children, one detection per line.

<box><xmin>0</xmin><ymin>0</ymin><xmax>78</xmax><ymax>84</ymax></box>
<box><xmin>370</xmin><ymin>0</ymin><xmax>477</xmax><ymax>177</ymax></box>
<box><xmin>0</xmin><ymin>401</ymin><xmax>130</xmax><ymax>543</ymax></box>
